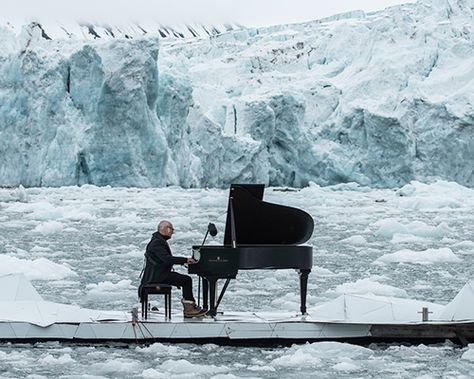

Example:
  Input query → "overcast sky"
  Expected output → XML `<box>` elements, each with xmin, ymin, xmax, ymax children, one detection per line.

<box><xmin>4</xmin><ymin>0</ymin><xmax>416</xmax><ymax>26</ymax></box>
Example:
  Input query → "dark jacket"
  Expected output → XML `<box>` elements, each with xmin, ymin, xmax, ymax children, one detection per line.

<box><xmin>138</xmin><ymin>232</ymin><xmax>187</xmax><ymax>297</ymax></box>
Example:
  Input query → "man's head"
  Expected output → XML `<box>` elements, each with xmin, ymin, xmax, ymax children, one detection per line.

<box><xmin>158</xmin><ymin>220</ymin><xmax>174</xmax><ymax>239</ymax></box>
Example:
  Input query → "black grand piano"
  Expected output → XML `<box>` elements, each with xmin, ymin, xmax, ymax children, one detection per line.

<box><xmin>188</xmin><ymin>184</ymin><xmax>314</xmax><ymax>317</ymax></box>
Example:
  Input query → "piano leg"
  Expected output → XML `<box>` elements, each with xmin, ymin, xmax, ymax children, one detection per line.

<box><xmin>208</xmin><ymin>278</ymin><xmax>218</xmax><ymax>317</ymax></box>
<box><xmin>202</xmin><ymin>278</ymin><xmax>209</xmax><ymax>311</ymax></box>
<box><xmin>299</xmin><ymin>269</ymin><xmax>311</xmax><ymax>315</ymax></box>
<box><xmin>216</xmin><ymin>278</ymin><xmax>231</xmax><ymax>310</ymax></box>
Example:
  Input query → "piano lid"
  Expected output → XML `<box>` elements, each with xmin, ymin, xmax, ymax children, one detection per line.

<box><xmin>223</xmin><ymin>184</ymin><xmax>314</xmax><ymax>245</ymax></box>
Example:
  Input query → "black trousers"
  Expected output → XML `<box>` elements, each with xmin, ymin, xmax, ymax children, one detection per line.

<box><xmin>160</xmin><ymin>272</ymin><xmax>194</xmax><ymax>301</ymax></box>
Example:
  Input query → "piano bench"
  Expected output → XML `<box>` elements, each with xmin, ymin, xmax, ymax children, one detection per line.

<box><xmin>140</xmin><ymin>284</ymin><xmax>172</xmax><ymax>320</ymax></box>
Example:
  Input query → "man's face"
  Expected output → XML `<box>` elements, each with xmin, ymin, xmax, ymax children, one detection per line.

<box><xmin>162</xmin><ymin>223</ymin><xmax>174</xmax><ymax>238</ymax></box>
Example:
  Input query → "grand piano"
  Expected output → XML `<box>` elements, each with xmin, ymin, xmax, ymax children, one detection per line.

<box><xmin>188</xmin><ymin>184</ymin><xmax>314</xmax><ymax>317</ymax></box>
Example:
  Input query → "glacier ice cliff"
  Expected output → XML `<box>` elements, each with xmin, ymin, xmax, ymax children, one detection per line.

<box><xmin>0</xmin><ymin>0</ymin><xmax>473</xmax><ymax>188</ymax></box>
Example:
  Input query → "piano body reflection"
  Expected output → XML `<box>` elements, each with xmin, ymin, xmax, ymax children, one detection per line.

<box><xmin>188</xmin><ymin>184</ymin><xmax>314</xmax><ymax>316</ymax></box>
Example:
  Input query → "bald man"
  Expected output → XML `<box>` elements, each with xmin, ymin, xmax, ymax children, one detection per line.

<box><xmin>139</xmin><ymin>220</ymin><xmax>206</xmax><ymax>318</ymax></box>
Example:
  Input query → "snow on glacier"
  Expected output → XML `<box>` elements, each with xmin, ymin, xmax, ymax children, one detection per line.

<box><xmin>0</xmin><ymin>0</ymin><xmax>473</xmax><ymax>188</ymax></box>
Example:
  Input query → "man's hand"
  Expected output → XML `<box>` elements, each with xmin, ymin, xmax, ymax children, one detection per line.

<box><xmin>187</xmin><ymin>258</ymin><xmax>197</xmax><ymax>265</ymax></box>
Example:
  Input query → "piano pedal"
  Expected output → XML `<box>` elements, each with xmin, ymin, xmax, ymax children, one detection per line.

<box><xmin>202</xmin><ymin>311</ymin><xmax>223</xmax><ymax>319</ymax></box>
<box><xmin>147</xmin><ymin>304</ymin><xmax>160</xmax><ymax>313</ymax></box>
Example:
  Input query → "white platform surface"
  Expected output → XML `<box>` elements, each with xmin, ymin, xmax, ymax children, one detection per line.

<box><xmin>2</xmin><ymin>273</ymin><xmax>474</xmax><ymax>342</ymax></box>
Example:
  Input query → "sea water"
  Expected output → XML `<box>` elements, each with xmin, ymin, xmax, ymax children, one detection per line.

<box><xmin>1</xmin><ymin>181</ymin><xmax>474</xmax><ymax>378</ymax></box>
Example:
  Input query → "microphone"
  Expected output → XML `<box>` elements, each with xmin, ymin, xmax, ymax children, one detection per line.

<box><xmin>200</xmin><ymin>223</ymin><xmax>218</xmax><ymax>246</ymax></box>
<box><xmin>208</xmin><ymin>223</ymin><xmax>217</xmax><ymax>237</ymax></box>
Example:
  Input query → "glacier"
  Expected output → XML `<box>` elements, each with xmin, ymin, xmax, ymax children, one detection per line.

<box><xmin>0</xmin><ymin>0</ymin><xmax>473</xmax><ymax>188</ymax></box>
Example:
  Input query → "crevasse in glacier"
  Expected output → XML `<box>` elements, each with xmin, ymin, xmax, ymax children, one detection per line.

<box><xmin>0</xmin><ymin>0</ymin><xmax>473</xmax><ymax>188</ymax></box>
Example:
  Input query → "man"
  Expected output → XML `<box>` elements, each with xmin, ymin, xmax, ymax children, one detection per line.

<box><xmin>139</xmin><ymin>220</ymin><xmax>206</xmax><ymax>318</ymax></box>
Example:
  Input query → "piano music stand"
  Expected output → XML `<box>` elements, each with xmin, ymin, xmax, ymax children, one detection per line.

<box><xmin>140</xmin><ymin>284</ymin><xmax>172</xmax><ymax>320</ymax></box>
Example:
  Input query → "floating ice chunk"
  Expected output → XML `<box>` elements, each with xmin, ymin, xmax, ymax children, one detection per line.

<box><xmin>142</xmin><ymin>368</ymin><xmax>169</xmax><ymax>379</ymax></box>
<box><xmin>373</xmin><ymin>219</ymin><xmax>450</xmax><ymax>239</ymax></box>
<box><xmin>0</xmin><ymin>186</ymin><xmax>29</xmax><ymax>203</ymax></box>
<box><xmin>397</xmin><ymin>180</ymin><xmax>474</xmax><ymax>199</ymax></box>
<box><xmin>398</xmin><ymin>196</ymin><xmax>462</xmax><ymax>210</ymax></box>
<box><xmin>313</xmin><ymin>266</ymin><xmax>336</xmax><ymax>276</ymax></box>
<box><xmin>208</xmin><ymin>375</ymin><xmax>241</xmax><ymax>379</ymax></box>
<box><xmin>270</xmin><ymin>292</ymin><xmax>301</xmax><ymax>311</ymax></box>
<box><xmin>247</xmin><ymin>365</ymin><xmax>276</xmax><ymax>372</ymax></box>
<box><xmin>158</xmin><ymin>359</ymin><xmax>228</xmax><ymax>374</ymax></box>
<box><xmin>61</xmin><ymin>208</ymin><xmax>94</xmax><ymax>221</ymax></box>
<box><xmin>272</xmin><ymin>342</ymin><xmax>372</xmax><ymax>368</ymax></box>
<box><xmin>102</xmin><ymin>213</ymin><xmax>144</xmax><ymax>227</ymax></box>
<box><xmin>28</xmin><ymin>202</ymin><xmax>64</xmax><ymax>221</ymax></box>
<box><xmin>396</xmin><ymin>180</ymin><xmax>470</xmax><ymax>210</ymax></box>
<box><xmin>340</xmin><ymin>235</ymin><xmax>367</xmax><ymax>245</ymax></box>
<box><xmin>373</xmin><ymin>218</ymin><xmax>408</xmax><ymax>238</ymax></box>
<box><xmin>390</xmin><ymin>234</ymin><xmax>430</xmax><ymax>244</ymax></box>
<box><xmin>136</xmin><ymin>342</ymin><xmax>188</xmax><ymax>356</ymax></box>
<box><xmin>271</xmin><ymin>349</ymin><xmax>321</xmax><ymax>367</ymax></box>
<box><xmin>124</xmin><ymin>249</ymin><xmax>144</xmax><ymax>257</ymax></box>
<box><xmin>89</xmin><ymin>359</ymin><xmax>142</xmax><ymax>374</ymax></box>
<box><xmin>327</xmin><ymin>182</ymin><xmax>371</xmax><ymax>192</ymax></box>
<box><xmin>86</xmin><ymin>279</ymin><xmax>134</xmax><ymax>297</ymax></box>
<box><xmin>375</xmin><ymin>248</ymin><xmax>461</xmax><ymax>264</ymax></box>
<box><xmin>461</xmin><ymin>345</ymin><xmax>474</xmax><ymax>362</ymax></box>
<box><xmin>0</xmin><ymin>256</ymin><xmax>75</xmax><ymax>280</ymax></box>
<box><xmin>334</xmin><ymin>278</ymin><xmax>407</xmax><ymax>297</ymax></box>
<box><xmin>39</xmin><ymin>354</ymin><xmax>75</xmax><ymax>365</ymax></box>
<box><xmin>12</xmin><ymin>185</ymin><xmax>29</xmax><ymax>203</ymax></box>
<box><xmin>30</xmin><ymin>246</ymin><xmax>52</xmax><ymax>252</ymax></box>
<box><xmin>333</xmin><ymin>360</ymin><xmax>360</xmax><ymax>372</ymax></box>
<box><xmin>33</xmin><ymin>221</ymin><xmax>64</xmax><ymax>234</ymax></box>
<box><xmin>453</xmin><ymin>241</ymin><xmax>474</xmax><ymax>252</ymax></box>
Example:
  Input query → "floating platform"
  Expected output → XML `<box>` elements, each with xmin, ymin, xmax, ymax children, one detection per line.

<box><xmin>2</xmin><ymin>311</ymin><xmax>474</xmax><ymax>345</ymax></box>
<box><xmin>2</xmin><ymin>274</ymin><xmax>474</xmax><ymax>345</ymax></box>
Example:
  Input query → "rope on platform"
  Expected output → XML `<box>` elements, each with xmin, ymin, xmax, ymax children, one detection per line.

<box><xmin>130</xmin><ymin>306</ymin><xmax>156</xmax><ymax>341</ymax></box>
<box><xmin>138</xmin><ymin>320</ymin><xmax>154</xmax><ymax>339</ymax></box>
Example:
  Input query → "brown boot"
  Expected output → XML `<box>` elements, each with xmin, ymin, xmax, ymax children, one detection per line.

<box><xmin>182</xmin><ymin>299</ymin><xmax>207</xmax><ymax>318</ymax></box>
